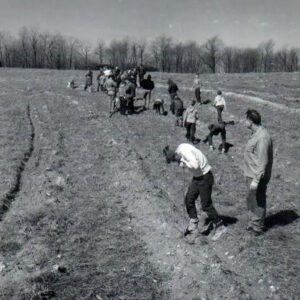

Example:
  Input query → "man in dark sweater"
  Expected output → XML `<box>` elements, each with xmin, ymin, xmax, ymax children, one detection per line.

<box><xmin>167</xmin><ymin>79</ymin><xmax>179</xmax><ymax>103</ymax></box>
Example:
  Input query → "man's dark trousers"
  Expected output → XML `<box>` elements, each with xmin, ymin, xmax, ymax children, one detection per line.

<box><xmin>185</xmin><ymin>122</ymin><xmax>196</xmax><ymax>142</ymax></box>
<box><xmin>185</xmin><ymin>171</ymin><xmax>219</xmax><ymax>223</ymax></box>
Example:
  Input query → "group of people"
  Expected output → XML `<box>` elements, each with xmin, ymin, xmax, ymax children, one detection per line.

<box><xmin>167</xmin><ymin>76</ymin><xmax>229</xmax><ymax>153</ymax></box>
<box><xmin>68</xmin><ymin>65</ymin><xmax>155</xmax><ymax>116</ymax></box>
<box><xmin>164</xmin><ymin>103</ymin><xmax>273</xmax><ymax>242</ymax></box>
<box><xmin>72</xmin><ymin>69</ymin><xmax>273</xmax><ymax>242</ymax></box>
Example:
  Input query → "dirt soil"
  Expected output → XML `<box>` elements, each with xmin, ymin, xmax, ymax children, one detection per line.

<box><xmin>0</xmin><ymin>69</ymin><xmax>299</xmax><ymax>300</ymax></box>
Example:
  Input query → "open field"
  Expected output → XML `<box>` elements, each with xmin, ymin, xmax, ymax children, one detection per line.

<box><xmin>0</xmin><ymin>68</ymin><xmax>299</xmax><ymax>300</ymax></box>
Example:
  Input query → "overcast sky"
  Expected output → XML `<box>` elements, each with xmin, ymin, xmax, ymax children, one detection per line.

<box><xmin>0</xmin><ymin>0</ymin><xmax>299</xmax><ymax>49</ymax></box>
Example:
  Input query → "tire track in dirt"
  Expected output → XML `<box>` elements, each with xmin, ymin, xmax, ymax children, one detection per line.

<box><xmin>0</xmin><ymin>102</ymin><xmax>35</xmax><ymax>218</ymax></box>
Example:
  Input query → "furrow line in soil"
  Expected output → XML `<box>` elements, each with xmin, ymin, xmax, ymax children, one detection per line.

<box><xmin>0</xmin><ymin>102</ymin><xmax>35</xmax><ymax>218</ymax></box>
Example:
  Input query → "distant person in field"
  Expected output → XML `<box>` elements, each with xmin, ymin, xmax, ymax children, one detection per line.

<box><xmin>193</xmin><ymin>74</ymin><xmax>202</xmax><ymax>104</ymax></box>
<box><xmin>172</xmin><ymin>95</ymin><xmax>184</xmax><ymax>126</ymax></box>
<box><xmin>140</xmin><ymin>74</ymin><xmax>155</xmax><ymax>110</ymax></box>
<box><xmin>106</xmin><ymin>71</ymin><xmax>118</xmax><ymax>114</ymax></box>
<box><xmin>243</xmin><ymin>109</ymin><xmax>273</xmax><ymax>235</ymax></box>
<box><xmin>96</xmin><ymin>67</ymin><xmax>103</xmax><ymax>92</ymax></box>
<box><xmin>125</xmin><ymin>75</ymin><xmax>137</xmax><ymax>115</ymax></box>
<box><xmin>118</xmin><ymin>77</ymin><xmax>128</xmax><ymax>115</ymax></box>
<box><xmin>84</xmin><ymin>67</ymin><xmax>93</xmax><ymax>91</ymax></box>
<box><xmin>183</xmin><ymin>99</ymin><xmax>199</xmax><ymax>143</ymax></box>
<box><xmin>163</xmin><ymin>143</ymin><xmax>227</xmax><ymax>241</ymax></box>
<box><xmin>137</xmin><ymin>65</ymin><xmax>146</xmax><ymax>87</ymax></box>
<box><xmin>167</xmin><ymin>79</ymin><xmax>179</xmax><ymax>103</ymax></box>
<box><xmin>152</xmin><ymin>98</ymin><xmax>165</xmax><ymax>115</ymax></box>
<box><xmin>213</xmin><ymin>90</ymin><xmax>226</xmax><ymax>123</ymax></box>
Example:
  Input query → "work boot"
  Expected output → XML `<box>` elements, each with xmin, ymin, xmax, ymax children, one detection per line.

<box><xmin>246</xmin><ymin>225</ymin><xmax>264</xmax><ymax>236</ymax></box>
<box><xmin>199</xmin><ymin>220</ymin><xmax>213</xmax><ymax>235</ymax></box>
<box><xmin>184</xmin><ymin>218</ymin><xmax>199</xmax><ymax>236</ymax></box>
<box><xmin>210</xmin><ymin>220</ymin><xmax>227</xmax><ymax>241</ymax></box>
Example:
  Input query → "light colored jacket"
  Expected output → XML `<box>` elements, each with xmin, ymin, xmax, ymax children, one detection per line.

<box><xmin>175</xmin><ymin>143</ymin><xmax>211</xmax><ymax>177</ymax></box>
<box><xmin>183</xmin><ymin>105</ymin><xmax>198</xmax><ymax>124</ymax></box>
<box><xmin>214</xmin><ymin>95</ymin><xmax>226</xmax><ymax>107</ymax></box>
<box><xmin>193</xmin><ymin>78</ymin><xmax>201</xmax><ymax>89</ymax></box>
<box><xmin>243</xmin><ymin>126</ymin><xmax>273</xmax><ymax>183</ymax></box>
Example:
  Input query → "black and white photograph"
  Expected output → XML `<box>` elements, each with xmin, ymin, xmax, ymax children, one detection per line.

<box><xmin>0</xmin><ymin>0</ymin><xmax>299</xmax><ymax>299</ymax></box>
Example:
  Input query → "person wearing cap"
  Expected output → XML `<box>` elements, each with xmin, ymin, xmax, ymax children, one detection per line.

<box><xmin>243</xmin><ymin>109</ymin><xmax>273</xmax><ymax>235</ymax></box>
<box><xmin>213</xmin><ymin>90</ymin><xmax>226</xmax><ymax>123</ymax></box>
<box><xmin>163</xmin><ymin>143</ymin><xmax>227</xmax><ymax>240</ymax></box>
<box><xmin>183</xmin><ymin>99</ymin><xmax>199</xmax><ymax>143</ymax></box>
<box><xmin>193</xmin><ymin>74</ymin><xmax>202</xmax><ymax>104</ymax></box>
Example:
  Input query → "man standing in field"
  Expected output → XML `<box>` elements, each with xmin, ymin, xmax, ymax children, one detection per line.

<box><xmin>163</xmin><ymin>143</ymin><xmax>227</xmax><ymax>241</ymax></box>
<box><xmin>193</xmin><ymin>74</ymin><xmax>202</xmax><ymax>104</ymax></box>
<box><xmin>243</xmin><ymin>109</ymin><xmax>273</xmax><ymax>235</ymax></box>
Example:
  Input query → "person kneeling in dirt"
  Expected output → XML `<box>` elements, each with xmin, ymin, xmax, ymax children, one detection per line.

<box><xmin>204</xmin><ymin>122</ymin><xmax>227</xmax><ymax>153</ymax></box>
<box><xmin>153</xmin><ymin>98</ymin><xmax>166</xmax><ymax>115</ymax></box>
<box><xmin>183</xmin><ymin>99</ymin><xmax>199</xmax><ymax>143</ymax></box>
<box><xmin>163</xmin><ymin>143</ymin><xmax>227</xmax><ymax>240</ymax></box>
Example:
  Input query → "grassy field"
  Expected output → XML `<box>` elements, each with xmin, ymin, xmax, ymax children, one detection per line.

<box><xmin>0</xmin><ymin>68</ymin><xmax>299</xmax><ymax>299</ymax></box>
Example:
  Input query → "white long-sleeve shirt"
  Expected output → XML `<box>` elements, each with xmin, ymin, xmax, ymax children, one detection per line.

<box><xmin>175</xmin><ymin>143</ymin><xmax>211</xmax><ymax>177</ymax></box>
<box><xmin>214</xmin><ymin>95</ymin><xmax>226</xmax><ymax>107</ymax></box>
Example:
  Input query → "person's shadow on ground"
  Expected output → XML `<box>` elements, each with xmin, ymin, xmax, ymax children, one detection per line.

<box><xmin>265</xmin><ymin>210</ymin><xmax>299</xmax><ymax>230</ymax></box>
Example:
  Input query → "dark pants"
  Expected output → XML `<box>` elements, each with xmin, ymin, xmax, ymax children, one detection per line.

<box><xmin>195</xmin><ymin>87</ymin><xmax>201</xmax><ymax>103</ymax></box>
<box><xmin>246</xmin><ymin>178</ymin><xmax>269</xmax><ymax>232</ymax></box>
<box><xmin>216</xmin><ymin>105</ymin><xmax>224</xmax><ymax>123</ymax></box>
<box><xmin>208</xmin><ymin>127</ymin><xmax>226</xmax><ymax>150</ymax></box>
<box><xmin>185</xmin><ymin>122</ymin><xmax>196</xmax><ymax>142</ymax></box>
<box><xmin>120</xmin><ymin>97</ymin><xmax>127</xmax><ymax>115</ymax></box>
<box><xmin>185</xmin><ymin>171</ymin><xmax>219</xmax><ymax>223</ymax></box>
<box><xmin>153</xmin><ymin>102</ymin><xmax>164</xmax><ymax>114</ymax></box>
<box><xmin>127</xmin><ymin>97</ymin><xmax>134</xmax><ymax>114</ymax></box>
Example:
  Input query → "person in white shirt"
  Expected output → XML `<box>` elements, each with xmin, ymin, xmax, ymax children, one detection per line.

<box><xmin>163</xmin><ymin>143</ymin><xmax>226</xmax><ymax>239</ymax></box>
<box><xmin>213</xmin><ymin>90</ymin><xmax>226</xmax><ymax>123</ymax></box>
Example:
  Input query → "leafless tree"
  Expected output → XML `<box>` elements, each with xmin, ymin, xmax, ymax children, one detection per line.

<box><xmin>201</xmin><ymin>36</ymin><xmax>223</xmax><ymax>73</ymax></box>
<box><xmin>94</xmin><ymin>40</ymin><xmax>106</xmax><ymax>66</ymax></box>
<box><xmin>259</xmin><ymin>39</ymin><xmax>274</xmax><ymax>72</ymax></box>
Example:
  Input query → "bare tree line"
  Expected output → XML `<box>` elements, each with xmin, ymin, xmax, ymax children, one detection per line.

<box><xmin>0</xmin><ymin>27</ymin><xmax>298</xmax><ymax>73</ymax></box>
